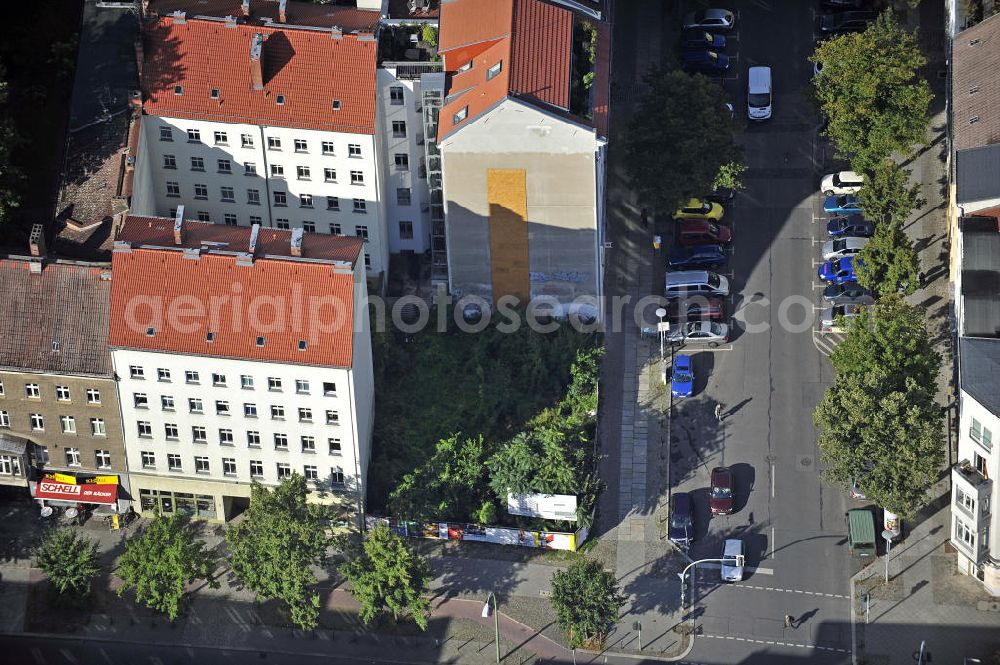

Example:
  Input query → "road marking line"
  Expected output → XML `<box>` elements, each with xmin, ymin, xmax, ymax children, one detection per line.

<box><xmin>700</xmin><ymin>633</ymin><xmax>850</xmax><ymax>654</ymax></box>
<box><xmin>771</xmin><ymin>465</ymin><xmax>775</xmax><ymax>498</ymax></box>
<box><xmin>718</xmin><ymin>584</ymin><xmax>850</xmax><ymax>599</ymax></box>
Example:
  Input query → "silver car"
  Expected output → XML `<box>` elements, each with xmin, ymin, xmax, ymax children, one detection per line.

<box><xmin>666</xmin><ymin>321</ymin><xmax>729</xmax><ymax>347</ymax></box>
<box><xmin>820</xmin><ymin>304</ymin><xmax>865</xmax><ymax>331</ymax></box>
<box><xmin>721</xmin><ymin>539</ymin><xmax>744</xmax><ymax>582</ymax></box>
<box><xmin>822</xmin><ymin>236</ymin><xmax>868</xmax><ymax>261</ymax></box>
<box><xmin>683</xmin><ymin>8</ymin><xmax>736</xmax><ymax>30</ymax></box>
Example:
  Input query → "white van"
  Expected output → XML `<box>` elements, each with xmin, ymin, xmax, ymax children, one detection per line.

<box><xmin>665</xmin><ymin>270</ymin><xmax>730</xmax><ymax>299</ymax></box>
<box><xmin>747</xmin><ymin>66</ymin><xmax>772</xmax><ymax>121</ymax></box>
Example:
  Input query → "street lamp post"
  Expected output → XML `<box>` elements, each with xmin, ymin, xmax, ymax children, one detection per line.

<box><xmin>482</xmin><ymin>592</ymin><xmax>500</xmax><ymax>664</ymax></box>
<box><xmin>678</xmin><ymin>556</ymin><xmax>744</xmax><ymax>615</ymax></box>
<box><xmin>882</xmin><ymin>530</ymin><xmax>895</xmax><ymax>583</ymax></box>
<box><xmin>655</xmin><ymin>307</ymin><xmax>668</xmax><ymax>384</ymax></box>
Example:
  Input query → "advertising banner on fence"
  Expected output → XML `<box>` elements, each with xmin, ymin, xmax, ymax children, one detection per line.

<box><xmin>506</xmin><ymin>493</ymin><xmax>578</xmax><ymax>521</ymax></box>
<box><xmin>365</xmin><ymin>516</ymin><xmax>582</xmax><ymax>551</ymax></box>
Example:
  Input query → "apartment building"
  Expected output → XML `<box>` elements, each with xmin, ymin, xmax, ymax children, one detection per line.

<box><xmin>131</xmin><ymin>5</ymin><xmax>390</xmax><ymax>286</ymax></box>
<box><xmin>109</xmin><ymin>214</ymin><xmax>374</xmax><ymax>522</ymax></box>
<box><xmin>0</xmin><ymin>229</ymin><xmax>128</xmax><ymax>511</ymax></box>
<box><xmin>948</xmin><ymin>12</ymin><xmax>1000</xmax><ymax>595</ymax></box>
<box><xmin>433</xmin><ymin>0</ymin><xmax>610</xmax><ymax>313</ymax></box>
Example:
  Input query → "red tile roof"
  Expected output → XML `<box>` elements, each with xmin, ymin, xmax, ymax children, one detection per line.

<box><xmin>149</xmin><ymin>0</ymin><xmax>381</xmax><ymax>32</ymax></box>
<box><xmin>141</xmin><ymin>15</ymin><xmax>377</xmax><ymax>134</ymax></box>
<box><xmin>437</xmin><ymin>0</ymin><xmax>577</xmax><ymax>138</ymax></box>
<box><xmin>110</xmin><ymin>219</ymin><xmax>361</xmax><ymax>368</ymax></box>
<box><xmin>119</xmin><ymin>215</ymin><xmax>364</xmax><ymax>263</ymax></box>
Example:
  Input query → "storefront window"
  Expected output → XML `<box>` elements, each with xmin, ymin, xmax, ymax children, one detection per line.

<box><xmin>139</xmin><ymin>489</ymin><xmax>157</xmax><ymax>512</ymax></box>
<box><xmin>197</xmin><ymin>495</ymin><xmax>216</xmax><ymax>519</ymax></box>
<box><xmin>175</xmin><ymin>493</ymin><xmax>196</xmax><ymax>516</ymax></box>
<box><xmin>137</xmin><ymin>488</ymin><xmax>217</xmax><ymax>519</ymax></box>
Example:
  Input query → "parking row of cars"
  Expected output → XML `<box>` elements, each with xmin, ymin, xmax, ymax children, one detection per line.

<box><xmin>816</xmin><ymin>171</ymin><xmax>875</xmax><ymax>331</ymax></box>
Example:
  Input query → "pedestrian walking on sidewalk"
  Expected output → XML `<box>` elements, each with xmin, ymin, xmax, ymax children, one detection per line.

<box><xmin>715</xmin><ymin>404</ymin><xmax>723</xmax><ymax>422</ymax></box>
<box><xmin>784</xmin><ymin>615</ymin><xmax>794</xmax><ymax>628</ymax></box>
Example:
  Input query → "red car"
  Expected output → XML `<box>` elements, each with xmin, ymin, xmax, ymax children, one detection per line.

<box><xmin>710</xmin><ymin>466</ymin><xmax>734</xmax><ymax>515</ymax></box>
<box><xmin>678</xmin><ymin>220</ymin><xmax>732</xmax><ymax>246</ymax></box>
<box><xmin>665</xmin><ymin>296</ymin><xmax>726</xmax><ymax>321</ymax></box>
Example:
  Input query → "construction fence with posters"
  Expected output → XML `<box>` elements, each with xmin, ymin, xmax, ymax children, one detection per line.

<box><xmin>365</xmin><ymin>515</ymin><xmax>591</xmax><ymax>552</ymax></box>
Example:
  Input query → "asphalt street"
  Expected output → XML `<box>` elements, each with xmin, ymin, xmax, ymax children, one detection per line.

<box><xmin>606</xmin><ymin>1</ymin><xmax>862</xmax><ymax>663</ymax></box>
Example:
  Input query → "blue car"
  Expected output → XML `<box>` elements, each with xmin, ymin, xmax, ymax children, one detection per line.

<box><xmin>667</xmin><ymin>244</ymin><xmax>727</xmax><ymax>270</ymax></box>
<box><xmin>671</xmin><ymin>354</ymin><xmax>695</xmax><ymax>398</ymax></box>
<box><xmin>668</xmin><ymin>492</ymin><xmax>694</xmax><ymax>546</ymax></box>
<box><xmin>818</xmin><ymin>256</ymin><xmax>863</xmax><ymax>284</ymax></box>
<box><xmin>823</xmin><ymin>194</ymin><xmax>862</xmax><ymax>215</ymax></box>
<box><xmin>682</xmin><ymin>29</ymin><xmax>726</xmax><ymax>51</ymax></box>
<box><xmin>682</xmin><ymin>50</ymin><xmax>730</xmax><ymax>74</ymax></box>
<box><xmin>827</xmin><ymin>214</ymin><xmax>875</xmax><ymax>237</ymax></box>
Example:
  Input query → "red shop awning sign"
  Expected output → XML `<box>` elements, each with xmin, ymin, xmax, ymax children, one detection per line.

<box><xmin>35</xmin><ymin>480</ymin><xmax>118</xmax><ymax>505</ymax></box>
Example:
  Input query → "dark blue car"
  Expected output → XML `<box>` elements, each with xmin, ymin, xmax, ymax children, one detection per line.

<box><xmin>668</xmin><ymin>492</ymin><xmax>694</xmax><ymax>546</ymax></box>
<box><xmin>827</xmin><ymin>214</ymin><xmax>875</xmax><ymax>237</ymax></box>
<box><xmin>671</xmin><ymin>354</ymin><xmax>694</xmax><ymax>398</ymax></box>
<box><xmin>823</xmin><ymin>194</ymin><xmax>862</xmax><ymax>215</ymax></box>
<box><xmin>818</xmin><ymin>256</ymin><xmax>863</xmax><ymax>284</ymax></box>
<box><xmin>667</xmin><ymin>244</ymin><xmax>727</xmax><ymax>270</ymax></box>
<box><xmin>682</xmin><ymin>50</ymin><xmax>730</xmax><ymax>74</ymax></box>
<box><xmin>682</xmin><ymin>29</ymin><xmax>726</xmax><ymax>50</ymax></box>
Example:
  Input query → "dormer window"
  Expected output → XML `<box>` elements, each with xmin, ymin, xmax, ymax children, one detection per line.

<box><xmin>174</xmin><ymin>85</ymin><xmax>184</xmax><ymax>95</ymax></box>
<box><xmin>211</xmin><ymin>88</ymin><xmax>220</xmax><ymax>99</ymax></box>
<box><xmin>457</xmin><ymin>60</ymin><xmax>472</xmax><ymax>73</ymax></box>
<box><xmin>146</xmin><ymin>327</ymin><xmax>156</xmax><ymax>337</ymax></box>
<box><xmin>453</xmin><ymin>106</ymin><xmax>468</xmax><ymax>125</ymax></box>
<box><xmin>332</xmin><ymin>100</ymin><xmax>341</xmax><ymax>110</ymax></box>
<box><xmin>276</xmin><ymin>95</ymin><xmax>285</xmax><ymax>105</ymax></box>
<box><xmin>487</xmin><ymin>61</ymin><xmax>503</xmax><ymax>80</ymax></box>
<box><xmin>256</xmin><ymin>336</ymin><xmax>266</xmax><ymax>347</ymax></box>
<box><xmin>298</xmin><ymin>340</ymin><xmax>308</xmax><ymax>351</ymax></box>
<box><xmin>206</xmin><ymin>332</ymin><xmax>216</xmax><ymax>342</ymax></box>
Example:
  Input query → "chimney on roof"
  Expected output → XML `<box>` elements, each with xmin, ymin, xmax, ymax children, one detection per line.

<box><xmin>174</xmin><ymin>205</ymin><xmax>185</xmax><ymax>245</ymax></box>
<box><xmin>250</xmin><ymin>33</ymin><xmax>264</xmax><ymax>91</ymax></box>
<box><xmin>28</xmin><ymin>224</ymin><xmax>46</xmax><ymax>257</ymax></box>
<box><xmin>290</xmin><ymin>227</ymin><xmax>304</xmax><ymax>257</ymax></box>
<box><xmin>249</xmin><ymin>223</ymin><xmax>260</xmax><ymax>254</ymax></box>
<box><xmin>331</xmin><ymin>25</ymin><xmax>343</xmax><ymax>40</ymax></box>
<box><xmin>278</xmin><ymin>0</ymin><xmax>287</xmax><ymax>23</ymax></box>
<box><xmin>241</xmin><ymin>0</ymin><xmax>250</xmax><ymax>17</ymax></box>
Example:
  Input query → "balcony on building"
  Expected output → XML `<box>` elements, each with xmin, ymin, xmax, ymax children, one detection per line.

<box><xmin>952</xmin><ymin>459</ymin><xmax>993</xmax><ymax>562</ymax></box>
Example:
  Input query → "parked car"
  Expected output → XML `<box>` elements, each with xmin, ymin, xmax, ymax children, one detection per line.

<box><xmin>820</xmin><ymin>304</ymin><xmax>865</xmax><ymax>331</ymax></box>
<box><xmin>818</xmin><ymin>256</ymin><xmax>862</xmax><ymax>284</ymax></box>
<box><xmin>682</xmin><ymin>49</ymin><xmax>730</xmax><ymax>74</ymax></box>
<box><xmin>678</xmin><ymin>219</ymin><xmax>732</xmax><ymax>246</ymax></box>
<box><xmin>818</xmin><ymin>10</ymin><xmax>877</xmax><ymax>34</ymax></box>
<box><xmin>665</xmin><ymin>270</ymin><xmax>730</xmax><ymax>298</ymax></box>
<box><xmin>682</xmin><ymin>29</ymin><xmax>726</xmax><ymax>50</ymax></box>
<box><xmin>671</xmin><ymin>354</ymin><xmax>695</xmax><ymax>398</ymax></box>
<box><xmin>674</xmin><ymin>198</ymin><xmax>724</xmax><ymax>221</ymax></box>
<box><xmin>823</xmin><ymin>282</ymin><xmax>875</xmax><ymax>305</ymax></box>
<box><xmin>721</xmin><ymin>538</ymin><xmax>744</xmax><ymax>582</ymax></box>
<box><xmin>822</xmin><ymin>236</ymin><xmax>869</xmax><ymax>261</ymax></box>
<box><xmin>667</xmin><ymin>321</ymin><xmax>729</xmax><ymax>347</ymax></box>
<box><xmin>665</xmin><ymin>296</ymin><xmax>726</xmax><ymax>321</ymax></box>
<box><xmin>823</xmin><ymin>194</ymin><xmax>863</xmax><ymax>215</ymax></box>
<box><xmin>826</xmin><ymin>214</ymin><xmax>875</xmax><ymax>237</ymax></box>
<box><xmin>705</xmin><ymin>186</ymin><xmax>735</xmax><ymax>204</ymax></box>
<box><xmin>668</xmin><ymin>492</ymin><xmax>695</xmax><ymax>546</ymax></box>
<box><xmin>821</xmin><ymin>170</ymin><xmax>865</xmax><ymax>196</ymax></box>
<box><xmin>710</xmin><ymin>466</ymin><xmax>734</xmax><ymax>514</ymax></box>
<box><xmin>667</xmin><ymin>244</ymin><xmax>727</xmax><ymax>270</ymax></box>
<box><xmin>747</xmin><ymin>66</ymin><xmax>772</xmax><ymax>121</ymax></box>
<box><xmin>683</xmin><ymin>8</ymin><xmax>736</xmax><ymax>31</ymax></box>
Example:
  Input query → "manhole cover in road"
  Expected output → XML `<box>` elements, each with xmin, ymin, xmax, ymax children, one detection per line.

<box><xmin>796</xmin><ymin>455</ymin><xmax>814</xmax><ymax>471</ymax></box>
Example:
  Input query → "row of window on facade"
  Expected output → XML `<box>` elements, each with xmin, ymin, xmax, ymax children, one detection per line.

<box><xmin>0</xmin><ymin>411</ymin><xmax>107</xmax><ymax>437</ymax></box>
<box><xmin>127</xmin><ymin>369</ymin><xmax>335</xmax><ymax>392</ymax></box>
<box><xmin>0</xmin><ymin>447</ymin><xmax>113</xmax><ymax>475</ymax></box>
<box><xmin>2</xmin><ymin>381</ymin><xmax>103</xmax><ymax>403</ymax></box>
<box><xmin>164</xmin><ymin>182</ymin><xmax>371</xmax><ymax>207</ymax></box>
<box><xmin>955</xmin><ymin>515</ymin><xmax>989</xmax><ymax>554</ymax></box>
<box><xmin>159</xmin><ymin>127</ymin><xmax>391</xmax><ymax>156</ymax></box>
<box><xmin>137</xmin><ymin>451</ymin><xmax>345</xmax><ymax>484</ymax></box>
<box><xmin>162</xmin><ymin>151</ymin><xmax>409</xmax><ymax>177</ymax></box>
<box><xmin>136</xmin><ymin>420</ymin><xmax>343</xmax><ymax>452</ymax></box>
<box><xmin>971</xmin><ymin>417</ymin><xmax>994</xmax><ymax>452</ymax></box>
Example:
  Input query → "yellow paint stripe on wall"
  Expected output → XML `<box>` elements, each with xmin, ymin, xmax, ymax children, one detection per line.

<box><xmin>486</xmin><ymin>169</ymin><xmax>530</xmax><ymax>302</ymax></box>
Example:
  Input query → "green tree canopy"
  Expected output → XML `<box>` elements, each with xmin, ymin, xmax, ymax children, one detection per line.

<box><xmin>812</xmin><ymin>10</ymin><xmax>932</xmax><ymax>171</ymax></box>
<box><xmin>815</xmin><ymin>297</ymin><xmax>943</xmax><ymax>516</ymax></box>
<box><xmin>226</xmin><ymin>475</ymin><xmax>330</xmax><ymax>630</ymax></box>
<box><xmin>625</xmin><ymin>68</ymin><xmax>741</xmax><ymax>212</ymax></box>
<box><xmin>339</xmin><ymin>524</ymin><xmax>432</xmax><ymax>630</ymax></box>
<box><xmin>858</xmin><ymin>159</ymin><xmax>924</xmax><ymax>225</ymax></box>
<box><xmin>856</xmin><ymin>218</ymin><xmax>920</xmax><ymax>297</ymax></box>
<box><xmin>551</xmin><ymin>560</ymin><xmax>625</xmax><ymax>649</ymax></box>
<box><xmin>389</xmin><ymin>434</ymin><xmax>489</xmax><ymax>522</ymax></box>
<box><xmin>116</xmin><ymin>513</ymin><xmax>219</xmax><ymax>620</ymax></box>
<box><xmin>33</xmin><ymin>529</ymin><xmax>101</xmax><ymax>595</ymax></box>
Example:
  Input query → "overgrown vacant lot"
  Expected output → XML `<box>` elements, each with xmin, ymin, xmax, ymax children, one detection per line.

<box><xmin>368</xmin><ymin>309</ymin><xmax>599</xmax><ymax>524</ymax></box>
